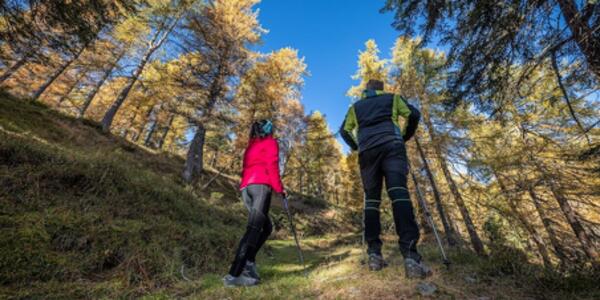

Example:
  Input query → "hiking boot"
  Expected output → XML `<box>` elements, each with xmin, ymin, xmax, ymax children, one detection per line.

<box><xmin>243</xmin><ymin>261</ymin><xmax>260</xmax><ymax>281</ymax></box>
<box><xmin>368</xmin><ymin>253</ymin><xmax>388</xmax><ymax>271</ymax></box>
<box><xmin>404</xmin><ymin>258</ymin><xmax>433</xmax><ymax>279</ymax></box>
<box><xmin>222</xmin><ymin>274</ymin><xmax>259</xmax><ymax>287</ymax></box>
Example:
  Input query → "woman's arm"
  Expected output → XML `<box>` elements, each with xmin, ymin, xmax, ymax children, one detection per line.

<box><xmin>267</xmin><ymin>138</ymin><xmax>285</xmax><ymax>194</ymax></box>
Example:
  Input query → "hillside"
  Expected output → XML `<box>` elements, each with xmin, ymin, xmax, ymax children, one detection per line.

<box><xmin>2</xmin><ymin>93</ymin><xmax>599</xmax><ymax>299</ymax></box>
<box><xmin>0</xmin><ymin>92</ymin><xmax>346</xmax><ymax>298</ymax></box>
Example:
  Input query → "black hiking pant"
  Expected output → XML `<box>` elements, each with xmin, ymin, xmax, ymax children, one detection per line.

<box><xmin>359</xmin><ymin>140</ymin><xmax>421</xmax><ymax>261</ymax></box>
<box><xmin>228</xmin><ymin>184</ymin><xmax>273</xmax><ymax>277</ymax></box>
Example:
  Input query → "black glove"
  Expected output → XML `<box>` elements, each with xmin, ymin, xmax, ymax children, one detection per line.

<box><xmin>403</xmin><ymin>103</ymin><xmax>420</xmax><ymax>141</ymax></box>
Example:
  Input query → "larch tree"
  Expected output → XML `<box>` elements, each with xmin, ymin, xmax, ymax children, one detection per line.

<box><xmin>0</xmin><ymin>0</ymin><xmax>135</xmax><ymax>85</ymax></box>
<box><xmin>342</xmin><ymin>151</ymin><xmax>363</xmax><ymax>209</ymax></box>
<box><xmin>300</xmin><ymin>111</ymin><xmax>344</xmax><ymax>201</ymax></box>
<box><xmin>78</xmin><ymin>17</ymin><xmax>149</xmax><ymax>118</ymax></box>
<box><xmin>234</xmin><ymin>48</ymin><xmax>307</xmax><ymax>148</ymax></box>
<box><xmin>390</xmin><ymin>36</ymin><xmax>484</xmax><ymax>253</ymax></box>
<box><xmin>179</xmin><ymin>0</ymin><xmax>264</xmax><ymax>183</ymax></box>
<box><xmin>100</xmin><ymin>0</ymin><xmax>188</xmax><ymax>132</ymax></box>
<box><xmin>383</xmin><ymin>1</ymin><xmax>600</xmax><ymax>158</ymax></box>
<box><xmin>347</xmin><ymin>39</ymin><xmax>389</xmax><ymax>99</ymax></box>
<box><xmin>464</xmin><ymin>61</ymin><xmax>599</xmax><ymax>265</ymax></box>
<box><xmin>382</xmin><ymin>0</ymin><xmax>599</xmax><ymax>143</ymax></box>
<box><xmin>79</xmin><ymin>47</ymin><xmax>127</xmax><ymax>118</ymax></box>
<box><xmin>383</xmin><ymin>0</ymin><xmax>600</xmax><ymax>94</ymax></box>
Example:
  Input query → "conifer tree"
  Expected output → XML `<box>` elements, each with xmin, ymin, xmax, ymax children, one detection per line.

<box><xmin>100</xmin><ymin>0</ymin><xmax>187</xmax><ymax>132</ymax></box>
<box><xmin>390</xmin><ymin>36</ymin><xmax>484</xmax><ymax>253</ymax></box>
<box><xmin>180</xmin><ymin>0</ymin><xmax>264</xmax><ymax>183</ymax></box>
<box><xmin>0</xmin><ymin>0</ymin><xmax>135</xmax><ymax>85</ymax></box>
<box><xmin>347</xmin><ymin>39</ymin><xmax>389</xmax><ymax>99</ymax></box>
<box><xmin>382</xmin><ymin>0</ymin><xmax>600</xmax><ymax>110</ymax></box>
<box><xmin>300</xmin><ymin>111</ymin><xmax>343</xmax><ymax>200</ymax></box>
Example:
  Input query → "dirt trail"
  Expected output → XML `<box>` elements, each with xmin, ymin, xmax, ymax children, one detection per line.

<box><xmin>169</xmin><ymin>235</ymin><xmax>543</xmax><ymax>300</ymax></box>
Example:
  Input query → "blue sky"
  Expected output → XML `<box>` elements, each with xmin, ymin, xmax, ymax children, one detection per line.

<box><xmin>254</xmin><ymin>0</ymin><xmax>401</xmax><ymax>138</ymax></box>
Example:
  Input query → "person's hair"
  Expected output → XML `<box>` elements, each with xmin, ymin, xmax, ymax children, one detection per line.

<box><xmin>366</xmin><ymin>79</ymin><xmax>384</xmax><ymax>91</ymax></box>
<box><xmin>249</xmin><ymin>119</ymin><xmax>273</xmax><ymax>139</ymax></box>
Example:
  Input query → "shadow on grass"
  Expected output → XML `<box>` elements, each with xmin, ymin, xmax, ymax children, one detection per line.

<box><xmin>194</xmin><ymin>236</ymin><xmax>357</xmax><ymax>296</ymax></box>
<box><xmin>261</xmin><ymin>244</ymin><xmax>352</xmax><ymax>279</ymax></box>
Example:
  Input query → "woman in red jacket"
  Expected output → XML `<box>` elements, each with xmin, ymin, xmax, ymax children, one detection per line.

<box><xmin>223</xmin><ymin>120</ymin><xmax>285</xmax><ymax>287</ymax></box>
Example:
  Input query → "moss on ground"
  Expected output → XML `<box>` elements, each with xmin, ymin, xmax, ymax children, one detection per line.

<box><xmin>0</xmin><ymin>93</ymin><xmax>247</xmax><ymax>298</ymax></box>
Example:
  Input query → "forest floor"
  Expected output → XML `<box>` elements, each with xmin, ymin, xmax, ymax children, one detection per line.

<box><xmin>1</xmin><ymin>92</ymin><xmax>598</xmax><ymax>299</ymax></box>
<box><xmin>146</xmin><ymin>234</ymin><xmax>597</xmax><ymax>300</ymax></box>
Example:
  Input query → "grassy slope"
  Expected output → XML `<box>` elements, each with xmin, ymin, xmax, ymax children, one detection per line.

<box><xmin>1</xmin><ymin>92</ymin><xmax>598</xmax><ymax>299</ymax></box>
<box><xmin>0</xmin><ymin>92</ymin><xmax>254</xmax><ymax>298</ymax></box>
<box><xmin>0</xmin><ymin>92</ymin><xmax>350</xmax><ymax>298</ymax></box>
<box><xmin>147</xmin><ymin>235</ymin><xmax>600</xmax><ymax>300</ymax></box>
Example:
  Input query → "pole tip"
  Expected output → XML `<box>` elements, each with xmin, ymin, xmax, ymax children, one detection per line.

<box><xmin>443</xmin><ymin>259</ymin><xmax>451</xmax><ymax>270</ymax></box>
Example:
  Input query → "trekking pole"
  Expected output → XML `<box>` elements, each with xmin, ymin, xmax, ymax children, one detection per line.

<box><xmin>410</xmin><ymin>170</ymin><xmax>451</xmax><ymax>269</ymax></box>
<box><xmin>361</xmin><ymin>206</ymin><xmax>368</xmax><ymax>266</ymax></box>
<box><xmin>282</xmin><ymin>195</ymin><xmax>308</xmax><ymax>277</ymax></box>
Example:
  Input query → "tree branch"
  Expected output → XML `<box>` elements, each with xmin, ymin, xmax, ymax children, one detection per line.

<box><xmin>550</xmin><ymin>50</ymin><xmax>591</xmax><ymax>145</ymax></box>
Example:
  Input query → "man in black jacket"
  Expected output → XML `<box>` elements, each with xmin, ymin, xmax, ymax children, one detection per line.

<box><xmin>340</xmin><ymin>79</ymin><xmax>431</xmax><ymax>278</ymax></box>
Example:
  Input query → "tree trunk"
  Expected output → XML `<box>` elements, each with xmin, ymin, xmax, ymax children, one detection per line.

<box><xmin>101</xmin><ymin>19</ymin><xmax>178</xmax><ymax>132</ymax></box>
<box><xmin>299</xmin><ymin>170</ymin><xmax>305</xmax><ymax>195</ymax></box>
<box><xmin>144</xmin><ymin>119</ymin><xmax>159</xmax><ymax>147</ymax></box>
<box><xmin>421</xmin><ymin>93</ymin><xmax>468</xmax><ymax>244</ymax></box>
<box><xmin>100</xmin><ymin>48</ymin><xmax>153</xmax><ymax>132</ymax></box>
<box><xmin>181</xmin><ymin>61</ymin><xmax>225</xmax><ymax>183</ymax></box>
<box><xmin>32</xmin><ymin>45</ymin><xmax>88</xmax><ymax>101</ymax></box>
<box><xmin>421</xmin><ymin>106</ymin><xmax>484</xmax><ymax>255</ymax></box>
<box><xmin>144</xmin><ymin>103</ymin><xmax>163</xmax><ymax>147</ymax></box>
<box><xmin>121</xmin><ymin>115</ymin><xmax>135</xmax><ymax>139</ymax></box>
<box><xmin>425</xmin><ymin>138</ymin><xmax>484</xmax><ymax>254</ymax></box>
<box><xmin>528</xmin><ymin>187</ymin><xmax>569</xmax><ymax>266</ymax></box>
<box><xmin>182</xmin><ymin>124</ymin><xmax>206</xmax><ymax>183</ymax></box>
<box><xmin>131</xmin><ymin>103</ymin><xmax>157</xmax><ymax>143</ymax></box>
<box><xmin>58</xmin><ymin>66</ymin><xmax>89</xmax><ymax>106</ymax></box>
<box><xmin>421</xmin><ymin>93</ymin><xmax>468</xmax><ymax>245</ymax></box>
<box><xmin>0</xmin><ymin>55</ymin><xmax>28</xmax><ymax>85</ymax></box>
<box><xmin>131</xmin><ymin>105</ymin><xmax>153</xmax><ymax>143</ymax></box>
<box><xmin>544</xmin><ymin>175</ymin><xmax>598</xmax><ymax>262</ymax></box>
<box><xmin>520</xmin><ymin>126</ymin><xmax>598</xmax><ymax>263</ymax></box>
<box><xmin>121</xmin><ymin>99</ymin><xmax>145</xmax><ymax>140</ymax></box>
<box><xmin>79</xmin><ymin>50</ymin><xmax>125</xmax><ymax>118</ymax></box>
<box><xmin>556</xmin><ymin>0</ymin><xmax>600</xmax><ymax>80</ymax></box>
<box><xmin>419</xmin><ymin>95</ymin><xmax>483</xmax><ymax>250</ymax></box>
<box><xmin>409</xmin><ymin>173</ymin><xmax>433</xmax><ymax>234</ymax></box>
<box><xmin>495</xmin><ymin>174</ymin><xmax>552</xmax><ymax>268</ymax></box>
<box><xmin>524</xmin><ymin>224</ymin><xmax>552</xmax><ymax>269</ymax></box>
<box><xmin>157</xmin><ymin>113</ymin><xmax>176</xmax><ymax>149</ymax></box>
<box><xmin>415</xmin><ymin>136</ymin><xmax>458</xmax><ymax>246</ymax></box>
<box><xmin>210</xmin><ymin>148</ymin><xmax>220</xmax><ymax>169</ymax></box>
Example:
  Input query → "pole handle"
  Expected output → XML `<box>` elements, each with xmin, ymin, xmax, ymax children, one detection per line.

<box><xmin>283</xmin><ymin>196</ymin><xmax>289</xmax><ymax>210</ymax></box>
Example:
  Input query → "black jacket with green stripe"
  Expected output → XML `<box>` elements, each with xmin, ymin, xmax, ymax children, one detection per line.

<box><xmin>340</xmin><ymin>90</ymin><xmax>420</xmax><ymax>152</ymax></box>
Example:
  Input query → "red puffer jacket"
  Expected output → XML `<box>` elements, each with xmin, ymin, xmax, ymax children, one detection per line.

<box><xmin>240</xmin><ymin>136</ymin><xmax>284</xmax><ymax>194</ymax></box>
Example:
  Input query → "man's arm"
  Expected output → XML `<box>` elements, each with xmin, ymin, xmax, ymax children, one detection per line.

<box><xmin>340</xmin><ymin>105</ymin><xmax>359</xmax><ymax>151</ymax></box>
<box><xmin>393</xmin><ymin>95</ymin><xmax>420</xmax><ymax>141</ymax></box>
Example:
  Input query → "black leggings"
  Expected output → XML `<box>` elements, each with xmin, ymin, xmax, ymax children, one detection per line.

<box><xmin>359</xmin><ymin>140</ymin><xmax>421</xmax><ymax>261</ymax></box>
<box><xmin>228</xmin><ymin>184</ymin><xmax>273</xmax><ymax>276</ymax></box>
